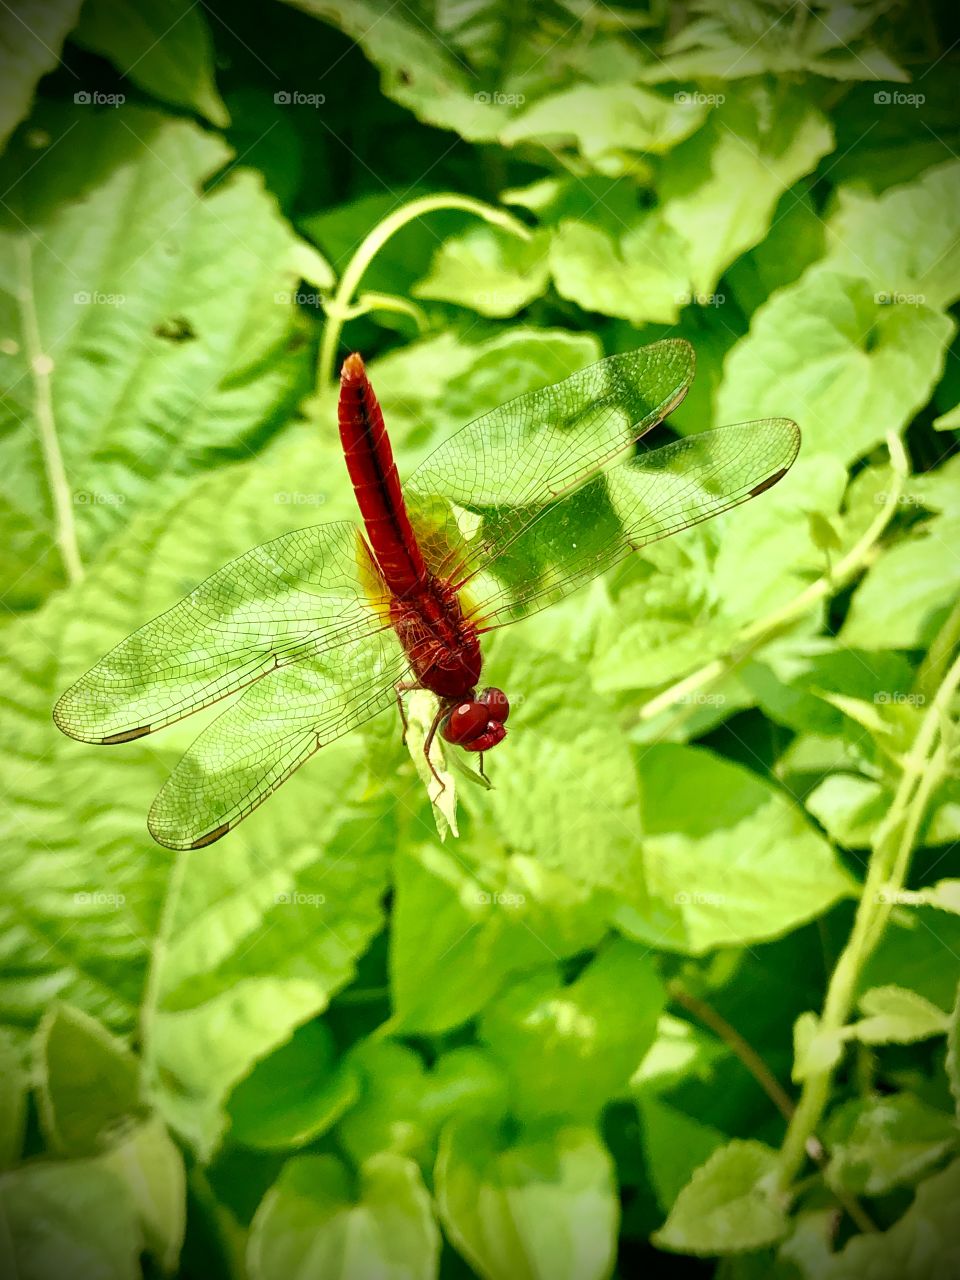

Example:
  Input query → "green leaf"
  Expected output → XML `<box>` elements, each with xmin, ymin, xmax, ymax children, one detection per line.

<box><xmin>281</xmin><ymin>0</ymin><xmax>515</xmax><ymax>141</ymax></box>
<box><xmin>824</xmin><ymin>1159</ymin><xmax>960</xmax><ymax>1279</ymax></box>
<box><xmin>0</xmin><ymin>1159</ymin><xmax>142</xmax><ymax>1280</ymax></box>
<box><xmin>653</xmin><ymin>1139</ymin><xmax>788</xmax><ymax>1255</ymax></box>
<box><xmin>0</xmin><ymin>597</ymin><xmax>171</xmax><ymax>1039</ymax></box>
<box><xmin>630</xmin><ymin>1013</ymin><xmax>726</xmax><ymax>1095</ymax></box>
<box><xmin>436</xmin><ymin>1118</ymin><xmax>618</xmax><ymax>1280</ymax></box>
<box><xmin>0</xmin><ymin>105</ymin><xmax>326</xmax><ymax>606</ymax></box>
<box><xmin>841</xmin><ymin>514</ymin><xmax>960</xmax><ymax>650</ymax></box>
<box><xmin>227</xmin><ymin>1020</ymin><xmax>359</xmax><ymax>1150</ymax></box>
<box><xmin>848</xmin><ymin>985</ymin><xmax>950</xmax><ymax>1045</ymax></box>
<box><xmin>100</xmin><ymin>1116</ymin><xmax>187</xmax><ymax>1274</ymax></box>
<box><xmin>925</xmin><ymin>880</ymin><xmax>960</xmax><ymax>915</ymax></box>
<box><xmin>860</xmin><ymin>909</ymin><xmax>960</xmax><ymax>1014</ymax></box>
<box><xmin>72</xmin><ymin>0</ymin><xmax>229</xmax><ymax>126</ymax></box>
<box><xmin>717</xmin><ymin>265</ymin><xmax>955</xmax><ymax>463</ymax></box>
<box><xmin>624</xmin><ymin>745</ymin><xmax>854</xmax><ymax>954</ymax></box>
<box><xmin>638</xmin><ymin>1095</ymin><xmax>727</xmax><ymax>1212</ymax></box>
<box><xmin>641</xmin><ymin>0</ymin><xmax>907</xmax><ymax>82</ymax></box>
<box><xmin>390</xmin><ymin>843</ymin><xmax>607</xmax><ymax>1035</ymax></box>
<box><xmin>142</xmin><ymin>765</ymin><xmax>390</xmax><ymax>1158</ymax></box>
<box><xmin>805</xmin><ymin>775</ymin><xmax>888</xmax><ymax>847</ymax></box>
<box><xmin>477</xmin><ymin>633</ymin><xmax>648</xmax><ymax>908</ymax></box>
<box><xmin>34</xmin><ymin>1003</ymin><xmax>143</xmax><ymax>1155</ymax></box>
<box><xmin>808</xmin><ymin>778</ymin><xmax>960</xmax><ymax>848</ymax></box>
<box><xmin>337</xmin><ymin>1041</ymin><xmax>436</xmax><ymax>1169</ymax></box>
<box><xmin>726</xmin><ymin>186</ymin><xmax>825</xmax><ymax>315</ymax></box>
<box><xmin>658</xmin><ymin>89</ymin><xmax>834</xmax><ymax>295</ymax></box>
<box><xmin>403</xmin><ymin>688</ymin><xmax>460</xmax><ymax>840</ymax></box>
<box><xmin>338</xmin><ymin>1040</ymin><xmax>508</xmax><ymax>1169</ymax></box>
<box><xmin>248</xmin><ymin>1153</ymin><xmax>440</xmax><ymax>1280</ymax></box>
<box><xmin>0</xmin><ymin>1030</ymin><xmax>27</xmax><ymax>1169</ymax></box>
<box><xmin>479</xmin><ymin>940</ymin><xmax>665</xmax><ymax>1120</ymax></box>
<box><xmin>414</xmin><ymin>226</ymin><xmax>550</xmax><ymax>317</ymax></box>
<box><xmin>792</xmin><ymin>1011</ymin><xmax>843</xmax><ymax>1084</ymax></box>
<box><xmin>499</xmin><ymin>83</ymin><xmax>709</xmax><ymax>175</ymax></box>
<box><xmin>947</xmin><ymin>982</ymin><xmax>960</xmax><ymax>1122</ymax></box>
<box><xmin>548</xmin><ymin>215</ymin><xmax>691</xmax><ymax>326</ymax></box>
<box><xmin>824</xmin><ymin>1095</ymin><xmax>958</xmax><ymax>1196</ymax></box>
<box><xmin>0</xmin><ymin>0</ymin><xmax>84</xmax><ymax>150</ymax></box>
<box><xmin>824</xmin><ymin>162</ymin><xmax>960</xmax><ymax>310</ymax></box>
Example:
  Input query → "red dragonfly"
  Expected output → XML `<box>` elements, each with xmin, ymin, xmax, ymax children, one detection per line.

<box><xmin>54</xmin><ymin>341</ymin><xmax>799</xmax><ymax>850</ymax></box>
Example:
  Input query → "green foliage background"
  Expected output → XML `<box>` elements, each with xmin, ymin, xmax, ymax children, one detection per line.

<box><xmin>2</xmin><ymin>0</ymin><xmax>960</xmax><ymax>1276</ymax></box>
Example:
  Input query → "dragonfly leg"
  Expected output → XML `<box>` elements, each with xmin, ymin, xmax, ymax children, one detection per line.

<box><xmin>478</xmin><ymin>753</ymin><xmax>487</xmax><ymax>781</ymax></box>
<box><xmin>423</xmin><ymin>704</ymin><xmax>448</xmax><ymax>793</ymax></box>
<box><xmin>394</xmin><ymin>680</ymin><xmax>419</xmax><ymax>745</ymax></box>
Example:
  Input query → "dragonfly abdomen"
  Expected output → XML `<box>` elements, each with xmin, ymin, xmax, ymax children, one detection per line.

<box><xmin>338</xmin><ymin>352</ymin><xmax>428</xmax><ymax>596</ymax></box>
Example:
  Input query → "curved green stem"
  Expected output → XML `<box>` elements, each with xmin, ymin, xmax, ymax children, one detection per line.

<box><xmin>639</xmin><ymin>434</ymin><xmax>908</xmax><ymax>725</ymax></box>
<box><xmin>776</xmin><ymin>644</ymin><xmax>960</xmax><ymax>1191</ymax></box>
<box><xmin>18</xmin><ymin>238</ymin><xmax>84</xmax><ymax>585</ymax></box>
<box><xmin>325</xmin><ymin>291</ymin><xmax>429</xmax><ymax>330</ymax></box>
<box><xmin>317</xmin><ymin>194</ymin><xmax>531</xmax><ymax>388</ymax></box>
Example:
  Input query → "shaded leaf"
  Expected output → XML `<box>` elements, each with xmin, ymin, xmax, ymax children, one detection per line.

<box><xmin>73</xmin><ymin>0</ymin><xmax>229</xmax><ymax>126</ymax></box>
<box><xmin>653</xmin><ymin>1139</ymin><xmax>788</xmax><ymax>1255</ymax></box>
<box><xmin>436</xmin><ymin>1118</ymin><xmax>618</xmax><ymax>1280</ymax></box>
<box><xmin>248</xmin><ymin>1152</ymin><xmax>439</xmax><ymax>1280</ymax></box>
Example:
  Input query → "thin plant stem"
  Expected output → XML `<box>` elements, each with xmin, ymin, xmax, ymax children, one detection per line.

<box><xmin>18</xmin><ymin>238</ymin><xmax>84</xmax><ymax>585</ymax></box>
<box><xmin>668</xmin><ymin>981</ymin><xmax>794</xmax><ymax>1121</ymax></box>
<box><xmin>776</xmin><ymin>645</ymin><xmax>960</xmax><ymax>1191</ymax></box>
<box><xmin>317</xmin><ymin>194</ymin><xmax>531</xmax><ymax>388</ymax></box>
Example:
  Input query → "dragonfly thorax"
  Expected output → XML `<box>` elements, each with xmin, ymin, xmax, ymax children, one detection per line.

<box><xmin>389</xmin><ymin>581</ymin><xmax>483</xmax><ymax>700</ymax></box>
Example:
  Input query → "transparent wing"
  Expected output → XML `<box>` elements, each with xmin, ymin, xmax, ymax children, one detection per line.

<box><xmin>54</xmin><ymin>522</ymin><xmax>393</xmax><ymax>743</ymax></box>
<box><xmin>403</xmin><ymin>339</ymin><xmax>695</xmax><ymax>584</ymax></box>
<box><xmin>464</xmin><ymin>418</ymin><xmax>801</xmax><ymax>628</ymax></box>
<box><xmin>147</xmin><ymin>630</ymin><xmax>408</xmax><ymax>850</ymax></box>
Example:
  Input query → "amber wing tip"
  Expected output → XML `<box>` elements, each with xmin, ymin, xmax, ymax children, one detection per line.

<box><xmin>340</xmin><ymin>352</ymin><xmax>365</xmax><ymax>382</ymax></box>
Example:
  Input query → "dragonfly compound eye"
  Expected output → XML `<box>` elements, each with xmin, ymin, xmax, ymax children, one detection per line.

<box><xmin>442</xmin><ymin>701</ymin><xmax>491</xmax><ymax>745</ymax></box>
<box><xmin>479</xmin><ymin>687</ymin><xmax>509</xmax><ymax>723</ymax></box>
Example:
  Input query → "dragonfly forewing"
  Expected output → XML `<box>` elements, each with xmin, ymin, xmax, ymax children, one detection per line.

<box><xmin>404</xmin><ymin>339</ymin><xmax>695</xmax><ymax>588</ymax></box>
<box><xmin>53</xmin><ymin>522</ymin><xmax>392</xmax><ymax>743</ymax></box>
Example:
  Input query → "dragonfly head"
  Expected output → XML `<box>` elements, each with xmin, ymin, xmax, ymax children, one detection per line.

<box><xmin>441</xmin><ymin>687</ymin><xmax>509</xmax><ymax>753</ymax></box>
